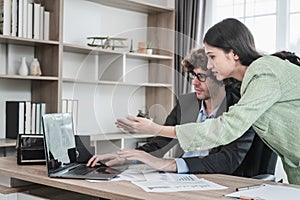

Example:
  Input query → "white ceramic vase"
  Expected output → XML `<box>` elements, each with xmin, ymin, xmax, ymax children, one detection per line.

<box><xmin>18</xmin><ymin>57</ymin><xmax>29</xmax><ymax>76</ymax></box>
<box><xmin>30</xmin><ymin>58</ymin><xmax>42</xmax><ymax>76</ymax></box>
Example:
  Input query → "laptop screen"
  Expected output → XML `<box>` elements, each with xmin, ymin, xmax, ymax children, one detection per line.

<box><xmin>42</xmin><ymin>113</ymin><xmax>77</xmax><ymax>173</ymax></box>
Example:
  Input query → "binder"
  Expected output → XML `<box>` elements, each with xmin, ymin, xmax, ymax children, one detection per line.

<box><xmin>5</xmin><ymin>101</ymin><xmax>26</xmax><ymax>139</ymax></box>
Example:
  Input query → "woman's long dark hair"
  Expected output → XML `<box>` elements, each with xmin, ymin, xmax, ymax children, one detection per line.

<box><xmin>271</xmin><ymin>51</ymin><xmax>300</xmax><ymax>66</ymax></box>
<box><xmin>203</xmin><ymin>18</ymin><xmax>261</xmax><ymax>66</ymax></box>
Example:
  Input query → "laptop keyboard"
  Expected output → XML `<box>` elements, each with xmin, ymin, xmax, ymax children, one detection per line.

<box><xmin>67</xmin><ymin>165</ymin><xmax>95</xmax><ymax>175</ymax></box>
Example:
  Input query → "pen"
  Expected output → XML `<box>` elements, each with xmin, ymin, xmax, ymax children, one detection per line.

<box><xmin>239</xmin><ymin>196</ymin><xmax>254</xmax><ymax>200</ymax></box>
<box><xmin>236</xmin><ymin>184</ymin><xmax>265</xmax><ymax>191</ymax></box>
<box><xmin>239</xmin><ymin>196</ymin><xmax>265</xmax><ymax>200</ymax></box>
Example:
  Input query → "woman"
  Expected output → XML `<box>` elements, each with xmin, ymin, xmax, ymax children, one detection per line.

<box><xmin>116</xmin><ymin>18</ymin><xmax>300</xmax><ymax>185</ymax></box>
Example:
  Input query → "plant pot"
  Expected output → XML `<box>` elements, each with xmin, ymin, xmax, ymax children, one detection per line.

<box><xmin>146</xmin><ymin>49</ymin><xmax>153</xmax><ymax>55</ymax></box>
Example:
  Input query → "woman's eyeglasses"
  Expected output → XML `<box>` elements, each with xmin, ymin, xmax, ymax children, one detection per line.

<box><xmin>188</xmin><ymin>72</ymin><xmax>210</xmax><ymax>82</ymax></box>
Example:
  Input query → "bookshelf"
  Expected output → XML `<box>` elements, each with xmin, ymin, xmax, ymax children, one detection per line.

<box><xmin>1</xmin><ymin>0</ymin><xmax>174</xmax><ymax>153</ymax></box>
<box><xmin>0</xmin><ymin>0</ymin><xmax>61</xmax><ymax>142</ymax></box>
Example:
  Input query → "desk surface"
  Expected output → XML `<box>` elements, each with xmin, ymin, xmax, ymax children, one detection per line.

<box><xmin>0</xmin><ymin>156</ymin><xmax>298</xmax><ymax>200</ymax></box>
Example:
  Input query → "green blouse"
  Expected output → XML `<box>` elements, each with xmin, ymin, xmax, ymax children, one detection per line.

<box><xmin>176</xmin><ymin>56</ymin><xmax>300</xmax><ymax>184</ymax></box>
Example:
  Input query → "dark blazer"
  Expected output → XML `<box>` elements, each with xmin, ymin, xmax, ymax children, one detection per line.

<box><xmin>137</xmin><ymin>87</ymin><xmax>277</xmax><ymax>177</ymax></box>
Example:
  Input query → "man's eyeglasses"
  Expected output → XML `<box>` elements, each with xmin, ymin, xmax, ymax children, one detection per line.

<box><xmin>188</xmin><ymin>72</ymin><xmax>211</xmax><ymax>82</ymax></box>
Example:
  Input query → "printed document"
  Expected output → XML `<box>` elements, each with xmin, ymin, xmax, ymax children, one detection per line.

<box><xmin>225</xmin><ymin>184</ymin><xmax>300</xmax><ymax>199</ymax></box>
<box><xmin>132</xmin><ymin>172</ymin><xmax>227</xmax><ymax>192</ymax></box>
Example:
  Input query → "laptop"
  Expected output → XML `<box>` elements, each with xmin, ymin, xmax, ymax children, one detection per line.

<box><xmin>42</xmin><ymin>112</ymin><xmax>125</xmax><ymax>180</ymax></box>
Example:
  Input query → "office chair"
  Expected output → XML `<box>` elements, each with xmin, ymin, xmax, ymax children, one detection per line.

<box><xmin>233</xmin><ymin>134</ymin><xmax>278</xmax><ymax>181</ymax></box>
<box><xmin>75</xmin><ymin>135</ymin><xmax>95</xmax><ymax>163</ymax></box>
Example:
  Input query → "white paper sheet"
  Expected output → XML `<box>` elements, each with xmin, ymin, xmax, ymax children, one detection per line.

<box><xmin>132</xmin><ymin>172</ymin><xmax>227</xmax><ymax>193</ymax></box>
<box><xmin>225</xmin><ymin>184</ymin><xmax>300</xmax><ymax>200</ymax></box>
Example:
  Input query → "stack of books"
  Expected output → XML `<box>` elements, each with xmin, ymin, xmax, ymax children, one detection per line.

<box><xmin>0</xmin><ymin>0</ymin><xmax>50</xmax><ymax>40</ymax></box>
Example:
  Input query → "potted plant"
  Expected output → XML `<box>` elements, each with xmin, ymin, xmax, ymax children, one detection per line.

<box><xmin>146</xmin><ymin>41</ymin><xmax>153</xmax><ymax>55</ymax></box>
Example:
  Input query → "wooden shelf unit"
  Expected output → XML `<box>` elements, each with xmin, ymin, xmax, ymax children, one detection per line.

<box><xmin>1</xmin><ymin>0</ymin><xmax>174</xmax><ymax>152</ymax></box>
<box><xmin>0</xmin><ymin>0</ymin><xmax>62</xmax><ymax>115</ymax></box>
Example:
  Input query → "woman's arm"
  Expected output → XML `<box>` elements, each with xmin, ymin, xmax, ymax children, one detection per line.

<box><xmin>115</xmin><ymin>115</ymin><xmax>176</xmax><ymax>138</ymax></box>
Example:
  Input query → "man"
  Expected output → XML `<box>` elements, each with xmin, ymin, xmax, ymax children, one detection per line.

<box><xmin>88</xmin><ymin>49</ymin><xmax>276</xmax><ymax>177</ymax></box>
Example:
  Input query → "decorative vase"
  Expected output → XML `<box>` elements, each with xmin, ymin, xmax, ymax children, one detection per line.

<box><xmin>30</xmin><ymin>58</ymin><xmax>42</xmax><ymax>76</ymax></box>
<box><xmin>18</xmin><ymin>57</ymin><xmax>29</xmax><ymax>76</ymax></box>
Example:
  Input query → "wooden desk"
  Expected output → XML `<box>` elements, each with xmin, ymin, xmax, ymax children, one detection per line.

<box><xmin>0</xmin><ymin>139</ymin><xmax>16</xmax><ymax>157</ymax></box>
<box><xmin>0</xmin><ymin>156</ymin><xmax>299</xmax><ymax>199</ymax></box>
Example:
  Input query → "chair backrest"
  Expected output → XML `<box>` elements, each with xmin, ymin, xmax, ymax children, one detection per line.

<box><xmin>233</xmin><ymin>134</ymin><xmax>278</xmax><ymax>178</ymax></box>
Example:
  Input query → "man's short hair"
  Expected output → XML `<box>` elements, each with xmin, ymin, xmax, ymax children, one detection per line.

<box><xmin>181</xmin><ymin>48</ymin><xmax>222</xmax><ymax>84</ymax></box>
<box><xmin>181</xmin><ymin>48</ymin><xmax>208</xmax><ymax>72</ymax></box>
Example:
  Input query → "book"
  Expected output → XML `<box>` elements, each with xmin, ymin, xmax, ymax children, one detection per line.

<box><xmin>17</xmin><ymin>0</ymin><xmax>23</xmax><ymax>37</ymax></box>
<box><xmin>35</xmin><ymin>102</ymin><xmax>40</xmax><ymax>134</ymax></box>
<box><xmin>11</xmin><ymin>0</ymin><xmax>17</xmax><ymax>36</ymax></box>
<box><xmin>31</xmin><ymin>102</ymin><xmax>36</xmax><ymax>134</ymax></box>
<box><xmin>39</xmin><ymin>5</ymin><xmax>43</xmax><ymax>40</ymax></box>
<box><xmin>1</xmin><ymin>0</ymin><xmax>12</xmax><ymax>35</ymax></box>
<box><xmin>5</xmin><ymin>101</ymin><xmax>26</xmax><ymax>139</ymax></box>
<box><xmin>18</xmin><ymin>101</ymin><xmax>25</xmax><ymax>134</ymax></box>
<box><xmin>43</xmin><ymin>10</ymin><xmax>49</xmax><ymax>40</ymax></box>
<box><xmin>32</xmin><ymin>2</ymin><xmax>40</xmax><ymax>39</ymax></box>
<box><xmin>22</xmin><ymin>0</ymin><xmax>28</xmax><ymax>38</ymax></box>
<box><xmin>35</xmin><ymin>102</ymin><xmax>46</xmax><ymax>134</ymax></box>
<box><xmin>40</xmin><ymin>102</ymin><xmax>46</xmax><ymax>133</ymax></box>
<box><xmin>27</xmin><ymin>2</ymin><xmax>32</xmax><ymax>38</ymax></box>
